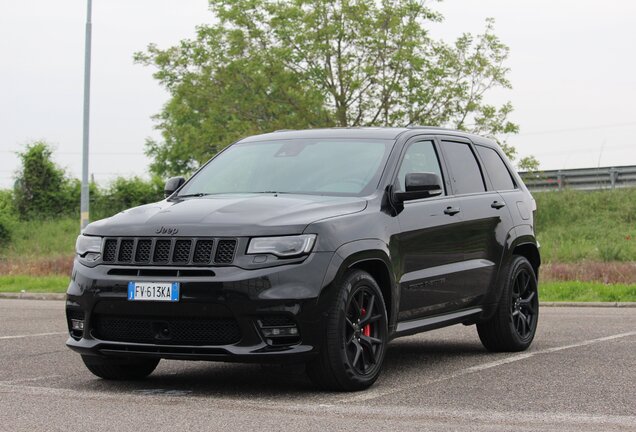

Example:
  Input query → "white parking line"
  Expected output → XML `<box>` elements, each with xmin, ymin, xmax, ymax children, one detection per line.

<box><xmin>0</xmin><ymin>332</ymin><xmax>67</xmax><ymax>340</ymax></box>
<box><xmin>338</xmin><ymin>330</ymin><xmax>636</xmax><ymax>403</ymax></box>
<box><xmin>1</xmin><ymin>375</ymin><xmax>62</xmax><ymax>384</ymax></box>
<box><xmin>0</xmin><ymin>380</ymin><xmax>634</xmax><ymax>430</ymax></box>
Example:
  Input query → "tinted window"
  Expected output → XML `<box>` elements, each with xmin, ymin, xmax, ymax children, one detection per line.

<box><xmin>396</xmin><ymin>140</ymin><xmax>444</xmax><ymax>194</ymax></box>
<box><xmin>179</xmin><ymin>139</ymin><xmax>393</xmax><ymax>197</ymax></box>
<box><xmin>442</xmin><ymin>141</ymin><xmax>485</xmax><ymax>194</ymax></box>
<box><xmin>476</xmin><ymin>145</ymin><xmax>516</xmax><ymax>191</ymax></box>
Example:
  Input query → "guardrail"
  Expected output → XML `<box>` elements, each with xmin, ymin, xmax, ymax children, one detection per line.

<box><xmin>519</xmin><ymin>165</ymin><xmax>636</xmax><ymax>192</ymax></box>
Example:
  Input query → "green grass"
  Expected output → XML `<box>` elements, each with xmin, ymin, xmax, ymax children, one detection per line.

<box><xmin>0</xmin><ymin>275</ymin><xmax>68</xmax><ymax>293</ymax></box>
<box><xmin>0</xmin><ymin>217</ymin><xmax>77</xmax><ymax>259</ymax></box>
<box><xmin>534</xmin><ymin>188</ymin><xmax>636</xmax><ymax>263</ymax></box>
<box><xmin>540</xmin><ymin>281</ymin><xmax>636</xmax><ymax>302</ymax></box>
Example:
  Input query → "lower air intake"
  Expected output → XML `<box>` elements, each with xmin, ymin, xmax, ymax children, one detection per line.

<box><xmin>92</xmin><ymin>315</ymin><xmax>241</xmax><ymax>346</ymax></box>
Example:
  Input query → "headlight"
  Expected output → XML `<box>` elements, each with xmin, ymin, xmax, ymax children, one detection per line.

<box><xmin>247</xmin><ymin>234</ymin><xmax>316</xmax><ymax>257</ymax></box>
<box><xmin>75</xmin><ymin>235</ymin><xmax>102</xmax><ymax>257</ymax></box>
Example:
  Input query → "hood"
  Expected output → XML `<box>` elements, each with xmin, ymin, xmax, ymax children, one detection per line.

<box><xmin>84</xmin><ymin>194</ymin><xmax>367</xmax><ymax>237</ymax></box>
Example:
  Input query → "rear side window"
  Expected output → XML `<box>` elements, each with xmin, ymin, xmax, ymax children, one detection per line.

<box><xmin>441</xmin><ymin>141</ymin><xmax>486</xmax><ymax>195</ymax></box>
<box><xmin>476</xmin><ymin>145</ymin><xmax>517</xmax><ymax>191</ymax></box>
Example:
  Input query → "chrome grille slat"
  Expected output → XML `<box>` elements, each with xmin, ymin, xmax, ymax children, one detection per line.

<box><xmin>101</xmin><ymin>237</ymin><xmax>237</xmax><ymax>266</ymax></box>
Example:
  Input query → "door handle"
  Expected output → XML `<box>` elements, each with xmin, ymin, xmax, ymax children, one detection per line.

<box><xmin>444</xmin><ymin>206</ymin><xmax>460</xmax><ymax>216</ymax></box>
<box><xmin>491</xmin><ymin>201</ymin><xmax>506</xmax><ymax>209</ymax></box>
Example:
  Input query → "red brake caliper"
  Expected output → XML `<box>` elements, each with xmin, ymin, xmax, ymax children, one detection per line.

<box><xmin>361</xmin><ymin>307</ymin><xmax>371</xmax><ymax>337</ymax></box>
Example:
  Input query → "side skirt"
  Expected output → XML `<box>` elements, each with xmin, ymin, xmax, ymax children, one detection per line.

<box><xmin>392</xmin><ymin>307</ymin><xmax>483</xmax><ymax>339</ymax></box>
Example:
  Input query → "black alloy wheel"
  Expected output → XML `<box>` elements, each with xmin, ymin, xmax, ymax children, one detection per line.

<box><xmin>477</xmin><ymin>255</ymin><xmax>539</xmax><ymax>352</ymax></box>
<box><xmin>511</xmin><ymin>267</ymin><xmax>538</xmax><ymax>340</ymax></box>
<box><xmin>345</xmin><ymin>285</ymin><xmax>385</xmax><ymax>375</ymax></box>
<box><xmin>307</xmin><ymin>269</ymin><xmax>388</xmax><ymax>391</ymax></box>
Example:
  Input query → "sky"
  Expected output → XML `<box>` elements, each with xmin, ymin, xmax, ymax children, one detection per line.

<box><xmin>1</xmin><ymin>0</ymin><xmax>635</xmax><ymax>188</ymax></box>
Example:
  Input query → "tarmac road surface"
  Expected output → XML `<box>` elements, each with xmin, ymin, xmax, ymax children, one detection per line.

<box><xmin>0</xmin><ymin>299</ymin><xmax>634</xmax><ymax>431</ymax></box>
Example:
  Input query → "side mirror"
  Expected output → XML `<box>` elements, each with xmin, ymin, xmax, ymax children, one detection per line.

<box><xmin>164</xmin><ymin>176</ymin><xmax>186</xmax><ymax>198</ymax></box>
<box><xmin>393</xmin><ymin>172</ymin><xmax>443</xmax><ymax>203</ymax></box>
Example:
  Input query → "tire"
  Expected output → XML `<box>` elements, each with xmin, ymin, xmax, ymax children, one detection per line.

<box><xmin>306</xmin><ymin>269</ymin><xmax>388</xmax><ymax>391</ymax></box>
<box><xmin>477</xmin><ymin>255</ymin><xmax>539</xmax><ymax>352</ymax></box>
<box><xmin>81</xmin><ymin>355</ymin><xmax>160</xmax><ymax>380</ymax></box>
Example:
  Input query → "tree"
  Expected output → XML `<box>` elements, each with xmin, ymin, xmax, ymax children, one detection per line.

<box><xmin>137</xmin><ymin>0</ymin><xmax>527</xmax><ymax>176</ymax></box>
<box><xmin>13</xmin><ymin>141</ymin><xmax>76</xmax><ymax>219</ymax></box>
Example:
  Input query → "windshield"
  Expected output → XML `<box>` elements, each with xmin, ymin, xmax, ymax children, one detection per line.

<box><xmin>178</xmin><ymin>139</ymin><xmax>394</xmax><ymax>197</ymax></box>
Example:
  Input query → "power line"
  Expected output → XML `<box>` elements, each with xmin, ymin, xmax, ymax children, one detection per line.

<box><xmin>516</xmin><ymin>121</ymin><xmax>636</xmax><ymax>136</ymax></box>
<box><xmin>528</xmin><ymin>143</ymin><xmax>636</xmax><ymax>157</ymax></box>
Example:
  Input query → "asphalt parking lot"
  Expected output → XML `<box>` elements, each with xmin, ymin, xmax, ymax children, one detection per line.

<box><xmin>0</xmin><ymin>299</ymin><xmax>634</xmax><ymax>431</ymax></box>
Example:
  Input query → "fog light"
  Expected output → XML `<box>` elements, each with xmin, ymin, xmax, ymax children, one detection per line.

<box><xmin>71</xmin><ymin>319</ymin><xmax>85</xmax><ymax>331</ymax></box>
<box><xmin>257</xmin><ymin>316</ymin><xmax>301</xmax><ymax>346</ymax></box>
<box><xmin>261</xmin><ymin>327</ymin><xmax>298</xmax><ymax>337</ymax></box>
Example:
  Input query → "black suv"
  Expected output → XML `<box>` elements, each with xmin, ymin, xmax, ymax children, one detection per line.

<box><xmin>66</xmin><ymin>127</ymin><xmax>540</xmax><ymax>391</ymax></box>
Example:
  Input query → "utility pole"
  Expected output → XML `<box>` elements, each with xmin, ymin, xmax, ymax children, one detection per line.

<box><xmin>80</xmin><ymin>0</ymin><xmax>92</xmax><ymax>230</ymax></box>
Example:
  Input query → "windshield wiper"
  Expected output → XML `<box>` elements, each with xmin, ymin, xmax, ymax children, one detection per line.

<box><xmin>176</xmin><ymin>192</ymin><xmax>214</xmax><ymax>198</ymax></box>
<box><xmin>177</xmin><ymin>191</ymin><xmax>291</xmax><ymax>198</ymax></box>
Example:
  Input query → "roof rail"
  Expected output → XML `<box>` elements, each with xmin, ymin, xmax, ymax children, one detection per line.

<box><xmin>405</xmin><ymin>125</ymin><xmax>453</xmax><ymax>130</ymax></box>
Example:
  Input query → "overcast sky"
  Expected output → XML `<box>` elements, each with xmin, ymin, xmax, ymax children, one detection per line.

<box><xmin>1</xmin><ymin>0</ymin><xmax>635</xmax><ymax>188</ymax></box>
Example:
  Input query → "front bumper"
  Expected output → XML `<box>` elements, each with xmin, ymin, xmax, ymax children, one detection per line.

<box><xmin>65</xmin><ymin>252</ymin><xmax>335</xmax><ymax>363</ymax></box>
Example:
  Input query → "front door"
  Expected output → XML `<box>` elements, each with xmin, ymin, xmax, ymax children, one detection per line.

<box><xmin>395</xmin><ymin>138</ymin><xmax>466</xmax><ymax>321</ymax></box>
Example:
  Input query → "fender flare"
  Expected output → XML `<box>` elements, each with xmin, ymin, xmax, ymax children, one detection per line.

<box><xmin>318</xmin><ymin>239</ymin><xmax>399</xmax><ymax>332</ymax></box>
<box><xmin>481</xmin><ymin>225</ymin><xmax>541</xmax><ymax>320</ymax></box>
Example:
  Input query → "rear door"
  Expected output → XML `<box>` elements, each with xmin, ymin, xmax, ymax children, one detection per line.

<box><xmin>394</xmin><ymin>137</ymin><xmax>467</xmax><ymax>320</ymax></box>
<box><xmin>474</xmin><ymin>144</ymin><xmax>527</xmax><ymax>227</ymax></box>
<box><xmin>439</xmin><ymin>138</ymin><xmax>513</xmax><ymax>303</ymax></box>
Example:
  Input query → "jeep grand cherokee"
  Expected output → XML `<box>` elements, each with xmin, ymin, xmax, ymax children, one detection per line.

<box><xmin>66</xmin><ymin>127</ymin><xmax>540</xmax><ymax>391</ymax></box>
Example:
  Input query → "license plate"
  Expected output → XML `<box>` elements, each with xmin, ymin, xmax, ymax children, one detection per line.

<box><xmin>127</xmin><ymin>282</ymin><xmax>180</xmax><ymax>302</ymax></box>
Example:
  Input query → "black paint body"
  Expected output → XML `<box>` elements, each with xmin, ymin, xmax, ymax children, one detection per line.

<box><xmin>66</xmin><ymin>128</ymin><xmax>540</xmax><ymax>362</ymax></box>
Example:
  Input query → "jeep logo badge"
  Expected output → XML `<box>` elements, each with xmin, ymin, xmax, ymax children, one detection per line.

<box><xmin>155</xmin><ymin>226</ymin><xmax>179</xmax><ymax>235</ymax></box>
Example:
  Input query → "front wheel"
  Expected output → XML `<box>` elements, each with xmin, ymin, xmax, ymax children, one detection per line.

<box><xmin>477</xmin><ymin>255</ymin><xmax>539</xmax><ymax>352</ymax></box>
<box><xmin>307</xmin><ymin>269</ymin><xmax>388</xmax><ymax>391</ymax></box>
<box><xmin>81</xmin><ymin>355</ymin><xmax>160</xmax><ymax>380</ymax></box>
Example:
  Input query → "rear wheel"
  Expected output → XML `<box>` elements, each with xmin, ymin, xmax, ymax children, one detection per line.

<box><xmin>307</xmin><ymin>269</ymin><xmax>388</xmax><ymax>391</ymax></box>
<box><xmin>477</xmin><ymin>255</ymin><xmax>539</xmax><ymax>352</ymax></box>
<box><xmin>81</xmin><ymin>355</ymin><xmax>159</xmax><ymax>380</ymax></box>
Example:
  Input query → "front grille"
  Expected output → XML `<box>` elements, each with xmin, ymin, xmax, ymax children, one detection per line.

<box><xmin>92</xmin><ymin>315</ymin><xmax>241</xmax><ymax>346</ymax></box>
<box><xmin>101</xmin><ymin>237</ymin><xmax>237</xmax><ymax>266</ymax></box>
<box><xmin>153</xmin><ymin>240</ymin><xmax>171</xmax><ymax>263</ymax></box>
<box><xmin>103</xmin><ymin>239</ymin><xmax>117</xmax><ymax>262</ymax></box>
<box><xmin>193</xmin><ymin>240</ymin><xmax>214</xmax><ymax>264</ymax></box>
<box><xmin>135</xmin><ymin>239</ymin><xmax>152</xmax><ymax>262</ymax></box>
<box><xmin>172</xmin><ymin>240</ymin><xmax>191</xmax><ymax>263</ymax></box>
<box><xmin>118</xmin><ymin>239</ymin><xmax>134</xmax><ymax>262</ymax></box>
<box><xmin>215</xmin><ymin>240</ymin><xmax>237</xmax><ymax>264</ymax></box>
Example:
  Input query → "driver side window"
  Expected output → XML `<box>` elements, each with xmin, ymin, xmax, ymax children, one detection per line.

<box><xmin>396</xmin><ymin>140</ymin><xmax>445</xmax><ymax>194</ymax></box>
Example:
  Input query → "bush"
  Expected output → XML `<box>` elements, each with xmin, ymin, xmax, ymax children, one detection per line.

<box><xmin>0</xmin><ymin>190</ymin><xmax>16</xmax><ymax>246</ymax></box>
<box><xmin>0</xmin><ymin>213</ymin><xmax>12</xmax><ymax>245</ymax></box>
<box><xmin>8</xmin><ymin>141</ymin><xmax>166</xmax><ymax>222</ymax></box>
<box><xmin>13</xmin><ymin>141</ymin><xmax>77</xmax><ymax>220</ymax></box>
<box><xmin>0</xmin><ymin>190</ymin><xmax>15</xmax><ymax>216</ymax></box>
<box><xmin>93</xmin><ymin>176</ymin><xmax>164</xmax><ymax>220</ymax></box>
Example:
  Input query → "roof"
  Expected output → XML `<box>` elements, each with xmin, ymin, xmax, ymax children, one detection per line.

<box><xmin>238</xmin><ymin>126</ymin><xmax>486</xmax><ymax>143</ymax></box>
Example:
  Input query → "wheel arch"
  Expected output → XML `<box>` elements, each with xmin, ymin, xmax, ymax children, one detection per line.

<box><xmin>508</xmin><ymin>224</ymin><xmax>541</xmax><ymax>279</ymax></box>
<box><xmin>481</xmin><ymin>226</ymin><xmax>541</xmax><ymax>321</ymax></box>
<box><xmin>512</xmin><ymin>242</ymin><xmax>541</xmax><ymax>280</ymax></box>
<box><xmin>321</xmin><ymin>240</ymin><xmax>398</xmax><ymax>333</ymax></box>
